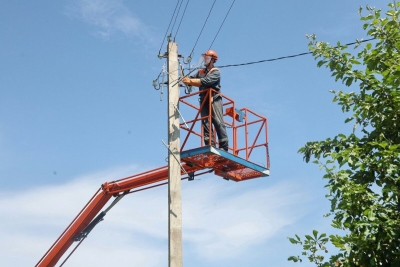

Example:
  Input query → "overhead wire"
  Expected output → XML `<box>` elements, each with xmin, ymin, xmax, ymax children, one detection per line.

<box><xmin>163</xmin><ymin>37</ymin><xmax>374</xmax><ymax>87</ymax></box>
<box><xmin>158</xmin><ymin>0</ymin><xmax>181</xmax><ymax>56</ymax></box>
<box><xmin>188</xmin><ymin>0</ymin><xmax>217</xmax><ymax>60</ymax></box>
<box><xmin>174</xmin><ymin>0</ymin><xmax>190</xmax><ymax>40</ymax></box>
<box><xmin>208</xmin><ymin>0</ymin><xmax>236</xmax><ymax>49</ymax></box>
<box><xmin>170</xmin><ymin>0</ymin><xmax>185</xmax><ymax>37</ymax></box>
<box><xmin>217</xmin><ymin>38</ymin><xmax>375</xmax><ymax>69</ymax></box>
<box><xmin>158</xmin><ymin>2</ymin><xmax>375</xmax><ymax>87</ymax></box>
<box><xmin>156</xmin><ymin>37</ymin><xmax>375</xmax><ymax>86</ymax></box>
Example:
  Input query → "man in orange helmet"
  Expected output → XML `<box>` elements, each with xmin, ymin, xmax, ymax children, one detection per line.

<box><xmin>182</xmin><ymin>50</ymin><xmax>229</xmax><ymax>152</ymax></box>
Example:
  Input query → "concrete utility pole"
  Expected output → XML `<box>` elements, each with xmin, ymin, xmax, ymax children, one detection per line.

<box><xmin>167</xmin><ymin>41</ymin><xmax>183</xmax><ymax>267</ymax></box>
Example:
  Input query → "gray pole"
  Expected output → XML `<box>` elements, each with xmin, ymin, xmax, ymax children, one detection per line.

<box><xmin>167</xmin><ymin>41</ymin><xmax>183</xmax><ymax>267</ymax></box>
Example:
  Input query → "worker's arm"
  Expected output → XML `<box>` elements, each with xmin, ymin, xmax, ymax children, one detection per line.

<box><xmin>182</xmin><ymin>68</ymin><xmax>220</xmax><ymax>88</ymax></box>
<box><xmin>182</xmin><ymin>76</ymin><xmax>201</xmax><ymax>87</ymax></box>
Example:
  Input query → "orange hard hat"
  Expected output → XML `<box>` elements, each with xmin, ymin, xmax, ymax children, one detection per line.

<box><xmin>204</xmin><ymin>49</ymin><xmax>218</xmax><ymax>62</ymax></box>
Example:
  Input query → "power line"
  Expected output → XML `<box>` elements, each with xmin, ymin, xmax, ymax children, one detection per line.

<box><xmin>158</xmin><ymin>0</ymin><xmax>181</xmax><ymax>55</ymax></box>
<box><xmin>170</xmin><ymin>0</ymin><xmax>184</xmax><ymax>37</ymax></box>
<box><xmin>217</xmin><ymin>38</ymin><xmax>375</xmax><ymax>69</ymax></box>
<box><xmin>174</xmin><ymin>0</ymin><xmax>190</xmax><ymax>40</ymax></box>
<box><xmin>208</xmin><ymin>0</ymin><xmax>236</xmax><ymax>49</ymax></box>
<box><xmin>217</xmin><ymin>51</ymin><xmax>313</xmax><ymax>68</ymax></box>
<box><xmin>189</xmin><ymin>0</ymin><xmax>217</xmax><ymax>58</ymax></box>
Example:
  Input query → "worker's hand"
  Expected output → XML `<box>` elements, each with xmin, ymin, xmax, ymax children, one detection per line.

<box><xmin>181</xmin><ymin>77</ymin><xmax>201</xmax><ymax>87</ymax></box>
<box><xmin>182</xmin><ymin>76</ymin><xmax>190</xmax><ymax>85</ymax></box>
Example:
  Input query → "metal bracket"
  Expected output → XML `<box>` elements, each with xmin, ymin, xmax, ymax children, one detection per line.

<box><xmin>171</xmin><ymin>102</ymin><xmax>189</xmax><ymax>129</ymax></box>
<box><xmin>188</xmin><ymin>172</ymin><xmax>195</xmax><ymax>181</ymax></box>
<box><xmin>161</xmin><ymin>140</ymin><xmax>188</xmax><ymax>176</ymax></box>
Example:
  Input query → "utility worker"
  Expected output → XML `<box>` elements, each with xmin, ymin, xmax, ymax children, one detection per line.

<box><xmin>182</xmin><ymin>50</ymin><xmax>229</xmax><ymax>151</ymax></box>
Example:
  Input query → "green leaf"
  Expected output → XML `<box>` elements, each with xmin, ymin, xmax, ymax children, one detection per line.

<box><xmin>379</xmin><ymin>142</ymin><xmax>388</xmax><ymax>148</ymax></box>
<box><xmin>288</xmin><ymin>256</ymin><xmax>298</xmax><ymax>262</ymax></box>
<box><xmin>344</xmin><ymin>117</ymin><xmax>354</xmax><ymax>123</ymax></box>
<box><xmin>363</xmin><ymin>209</ymin><xmax>371</xmax><ymax>216</ymax></box>
<box><xmin>317</xmin><ymin>60</ymin><xmax>327</xmax><ymax>67</ymax></box>
<box><xmin>345</xmin><ymin>77</ymin><xmax>354</xmax><ymax>86</ymax></box>
<box><xmin>313</xmin><ymin>230</ymin><xmax>318</xmax><ymax>238</ymax></box>
<box><xmin>295</xmin><ymin>234</ymin><xmax>301</xmax><ymax>241</ymax></box>
<box><xmin>305</xmin><ymin>235</ymin><xmax>314</xmax><ymax>241</ymax></box>
<box><xmin>368</xmin><ymin>210</ymin><xmax>375</xmax><ymax>221</ymax></box>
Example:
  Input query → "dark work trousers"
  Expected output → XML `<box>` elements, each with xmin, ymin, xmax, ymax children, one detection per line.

<box><xmin>201</xmin><ymin>96</ymin><xmax>229</xmax><ymax>151</ymax></box>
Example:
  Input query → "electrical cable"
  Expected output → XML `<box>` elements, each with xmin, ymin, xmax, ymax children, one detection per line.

<box><xmin>174</xmin><ymin>0</ymin><xmax>190</xmax><ymax>40</ymax></box>
<box><xmin>153</xmin><ymin>70</ymin><xmax>164</xmax><ymax>90</ymax></box>
<box><xmin>188</xmin><ymin>0</ymin><xmax>217</xmax><ymax>60</ymax></box>
<box><xmin>217</xmin><ymin>38</ymin><xmax>375</xmax><ymax>69</ymax></box>
<box><xmin>158</xmin><ymin>0</ymin><xmax>181</xmax><ymax>56</ymax></box>
<box><xmin>153</xmin><ymin>62</ymin><xmax>168</xmax><ymax>91</ymax></box>
<box><xmin>208</xmin><ymin>0</ymin><xmax>236</xmax><ymax>49</ymax></box>
<box><xmin>170</xmin><ymin>0</ymin><xmax>184</xmax><ymax>37</ymax></box>
<box><xmin>156</xmin><ymin>37</ymin><xmax>374</xmax><ymax>86</ymax></box>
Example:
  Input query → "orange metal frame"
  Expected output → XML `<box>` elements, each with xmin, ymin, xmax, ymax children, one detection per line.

<box><xmin>179</xmin><ymin>88</ymin><xmax>270</xmax><ymax>169</ymax></box>
<box><xmin>36</xmin><ymin>89</ymin><xmax>270</xmax><ymax>267</ymax></box>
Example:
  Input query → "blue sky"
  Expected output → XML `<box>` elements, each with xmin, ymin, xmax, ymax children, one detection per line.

<box><xmin>0</xmin><ymin>0</ymin><xmax>387</xmax><ymax>266</ymax></box>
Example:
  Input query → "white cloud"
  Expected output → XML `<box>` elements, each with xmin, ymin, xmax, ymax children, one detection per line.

<box><xmin>181</xmin><ymin>180</ymin><xmax>309</xmax><ymax>260</ymax></box>
<box><xmin>65</xmin><ymin>0</ymin><xmax>151</xmax><ymax>40</ymax></box>
<box><xmin>0</xmin><ymin>165</ymin><xmax>310</xmax><ymax>266</ymax></box>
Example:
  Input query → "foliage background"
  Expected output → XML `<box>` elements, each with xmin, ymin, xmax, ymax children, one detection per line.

<box><xmin>289</xmin><ymin>2</ymin><xmax>400</xmax><ymax>266</ymax></box>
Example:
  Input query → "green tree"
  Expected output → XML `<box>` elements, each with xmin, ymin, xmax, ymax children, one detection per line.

<box><xmin>288</xmin><ymin>2</ymin><xmax>400</xmax><ymax>267</ymax></box>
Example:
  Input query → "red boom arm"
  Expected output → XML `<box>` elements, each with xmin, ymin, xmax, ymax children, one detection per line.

<box><xmin>36</xmin><ymin>164</ymin><xmax>193</xmax><ymax>267</ymax></box>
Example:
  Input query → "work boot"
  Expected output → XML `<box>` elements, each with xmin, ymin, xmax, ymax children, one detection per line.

<box><xmin>220</xmin><ymin>146</ymin><xmax>228</xmax><ymax>152</ymax></box>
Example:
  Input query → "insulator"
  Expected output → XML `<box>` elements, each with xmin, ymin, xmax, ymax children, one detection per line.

<box><xmin>153</xmin><ymin>79</ymin><xmax>160</xmax><ymax>90</ymax></box>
